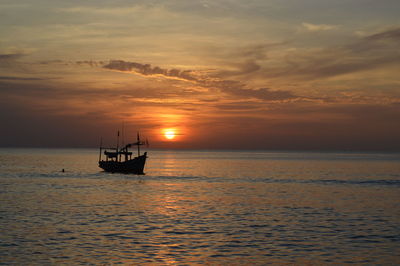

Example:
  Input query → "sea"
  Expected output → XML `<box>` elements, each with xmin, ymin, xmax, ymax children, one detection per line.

<box><xmin>0</xmin><ymin>148</ymin><xmax>399</xmax><ymax>265</ymax></box>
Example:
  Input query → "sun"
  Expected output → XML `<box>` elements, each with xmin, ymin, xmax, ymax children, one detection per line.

<box><xmin>164</xmin><ymin>130</ymin><xmax>176</xmax><ymax>140</ymax></box>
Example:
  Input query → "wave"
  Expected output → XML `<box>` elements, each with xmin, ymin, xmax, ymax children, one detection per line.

<box><xmin>127</xmin><ymin>175</ymin><xmax>400</xmax><ymax>187</ymax></box>
<box><xmin>255</xmin><ymin>178</ymin><xmax>400</xmax><ymax>187</ymax></box>
<box><xmin>1</xmin><ymin>170</ymin><xmax>399</xmax><ymax>187</ymax></box>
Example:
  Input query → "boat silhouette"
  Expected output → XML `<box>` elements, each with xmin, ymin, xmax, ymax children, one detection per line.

<box><xmin>98</xmin><ymin>132</ymin><xmax>147</xmax><ymax>174</ymax></box>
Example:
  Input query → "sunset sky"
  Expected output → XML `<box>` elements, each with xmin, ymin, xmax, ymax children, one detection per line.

<box><xmin>1</xmin><ymin>0</ymin><xmax>399</xmax><ymax>150</ymax></box>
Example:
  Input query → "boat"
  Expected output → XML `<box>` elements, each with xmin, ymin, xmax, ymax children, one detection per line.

<box><xmin>98</xmin><ymin>132</ymin><xmax>148</xmax><ymax>174</ymax></box>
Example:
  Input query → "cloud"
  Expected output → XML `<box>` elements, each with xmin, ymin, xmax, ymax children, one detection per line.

<box><xmin>292</xmin><ymin>55</ymin><xmax>398</xmax><ymax>79</ymax></box>
<box><xmin>260</xmin><ymin>27</ymin><xmax>400</xmax><ymax>80</ymax></box>
<box><xmin>0</xmin><ymin>76</ymin><xmax>45</xmax><ymax>81</ymax></box>
<box><xmin>348</xmin><ymin>27</ymin><xmax>400</xmax><ymax>53</ymax></box>
<box><xmin>0</xmin><ymin>52</ymin><xmax>26</xmax><ymax>67</ymax></box>
<box><xmin>214</xmin><ymin>101</ymin><xmax>262</xmax><ymax>111</ymax></box>
<box><xmin>0</xmin><ymin>53</ymin><xmax>25</xmax><ymax>60</ymax></box>
<box><xmin>103</xmin><ymin>60</ymin><xmax>199</xmax><ymax>82</ymax></box>
<box><xmin>0</xmin><ymin>52</ymin><xmax>30</xmax><ymax>71</ymax></box>
<box><xmin>365</xmin><ymin>27</ymin><xmax>400</xmax><ymax>41</ymax></box>
<box><xmin>39</xmin><ymin>59</ymin><xmax>65</xmax><ymax>65</ymax></box>
<box><xmin>102</xmin><ymin>59</ymin><xmax>304</xmax><ymax>102</ymax></box>
<box><xmin>220</xmin><ymin>87</ymin><xmax>297</xmax><ymax>101</ymax></box>
<box><xmin>224</xmin><ymin>42</ymin><xmax>289</xmax><ymax>62</ymax></box>
<box><xmin>76</xmin><ymin>60</ymin><xmax>104</xmax><ymax>67</ymax></box>
<box><xmin>302</xmin><ymin>22</ymin><xmax>339</xmax><ymax>31</ymax></box>
<box><xmin>237</xmin><ymin>43</ymin><xmax>285</xmax><ymax>60</ymax></box>
<box><xmin>216</xmin><ymin>60</ymin><xmax>261</xmax><ymax>78</ymax></box>
<box><xmin>59</xmin><ymin>5</ymin><xmax>154</xmax><ymax>15</ymax></box>
<box><xmin>0</xmin><ymin>73</ymin><xmax>207</xmax><ymax>107</ymax></box>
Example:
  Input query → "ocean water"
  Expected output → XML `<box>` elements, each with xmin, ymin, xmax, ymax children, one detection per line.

<box><xmin>0</xmin><ymin>148</ymin><xmax>399</xmax><ymax>265</ymax></box>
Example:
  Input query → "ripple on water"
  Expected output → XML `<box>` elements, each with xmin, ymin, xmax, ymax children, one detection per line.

<box><xmin>1</xmin><ymin>150</ymin><xmax>400</xmax><ymax>264</ymax></box>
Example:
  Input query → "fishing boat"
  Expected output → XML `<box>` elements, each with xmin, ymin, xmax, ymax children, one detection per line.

<box><xmin>98</xmin><ymin>132</ymin><xmax>148</xmax><ymax>174</ymax></box>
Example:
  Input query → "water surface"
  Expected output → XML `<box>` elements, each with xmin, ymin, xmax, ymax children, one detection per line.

<box><xmin>1</xmin><ymin>149</ymin><xmax>399</xmax><ymax>264</ymax></box>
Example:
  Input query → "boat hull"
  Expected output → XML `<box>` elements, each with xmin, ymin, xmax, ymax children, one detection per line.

<box><xmin>99</xmin><ymin>154</ymin><xmax>147</xmax><ymax>174</ymax></box>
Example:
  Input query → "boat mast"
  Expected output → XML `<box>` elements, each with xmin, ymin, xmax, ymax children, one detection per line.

<box><xmin>116</xmin><ymin>131</ymin><xmax>120</xmax><ymax>162</ymax></box>
<box><xmin>122</xmin><ymin>122</ymin><xmax>125</xmax><ymax>147</ymax></box>
<box><xmin>137</xmin><ymin>132</ymin><xmax>141</xmax><ymax>157</ymax></box>
<box><xmin>99</xmin><ymin>137</ymin><xmax>102</xmax><ymax>162</ymax></box>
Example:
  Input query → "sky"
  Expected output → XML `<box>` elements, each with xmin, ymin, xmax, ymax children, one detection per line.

<box><xmin>1</xmin><ymin>0</ymin><xmax>399</xmax><ymax>150</ymax></box>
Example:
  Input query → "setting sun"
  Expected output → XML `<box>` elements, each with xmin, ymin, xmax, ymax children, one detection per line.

<box><xmin>164</xmin><ymin>130</ymin><xmax>176</xmax><ymax>140</ymax></box>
